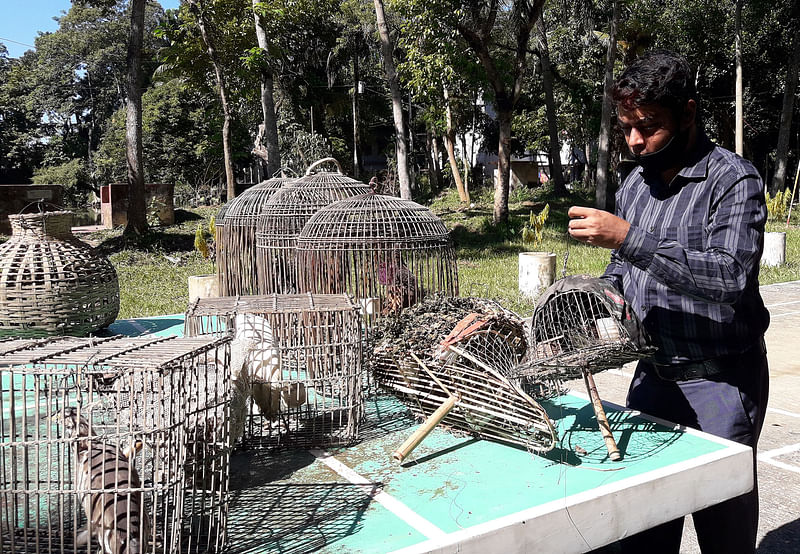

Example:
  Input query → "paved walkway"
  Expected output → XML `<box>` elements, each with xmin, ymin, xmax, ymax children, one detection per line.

<box><xmin>577</xmin><ymin>280</ymin><xmax>800</xmax><ymax>553</ymax></box>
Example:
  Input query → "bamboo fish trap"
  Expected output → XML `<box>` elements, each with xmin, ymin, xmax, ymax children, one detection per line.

<box><xmin>216</xmin><ymin>174</ymin><xmax>296</xmax><ymax>296</ymax></box>
<box><xmin>0</xmin><ymin>334</ymin><xmax>232</xmax><ymax>553</ymax></box>
<box><xmin>255</xmin><ymin>159</ymin><xmax>371</xmax><ymax>295</ymax></box>
<box><xmin>184</xmin><ymin>293</ymin><xmax>364</xmax><ymax>449</ymax></box>
<box><xmin>0</xmin><ymin>211</ymin><xmax>119</xmax><ymax>338</ymax></box>
<box><xmin>296</xmin><ymin>192</ymin><xmax>459</xmax><ymax>326</ymax></box>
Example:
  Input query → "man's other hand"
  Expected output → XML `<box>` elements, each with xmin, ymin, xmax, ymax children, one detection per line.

<box><xmin>567</xmin><ymin>206</ymin><xmax>631</xmax><ymax>250</ymax></box>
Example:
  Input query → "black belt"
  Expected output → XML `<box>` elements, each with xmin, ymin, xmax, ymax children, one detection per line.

<box><xmin>651</xmin><ymin>339</ymin><xmax>766</xmax><ymax>382</ymax></box>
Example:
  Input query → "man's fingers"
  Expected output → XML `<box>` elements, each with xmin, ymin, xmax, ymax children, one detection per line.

<box><xmin>568</xmin><ymin>205</ymin><xmax>594</xmax><ymax>218</ymax></box>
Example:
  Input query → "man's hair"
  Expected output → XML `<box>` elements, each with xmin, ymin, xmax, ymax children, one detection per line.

<box><xmin>611</xmin><ymin>50</ymin><xmax>697</xmax><ymax>119</ymax></box>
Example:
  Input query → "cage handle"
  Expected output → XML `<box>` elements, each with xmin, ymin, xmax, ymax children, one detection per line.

<box><xmin>305</xmin><ymin>157</ymin><xmax>344</xmax><ymax>176</ymax></box>
<box><xmin>272</xmin><ymin>166</ymin><xmax>298</xmax><ymax>178</ymax></box>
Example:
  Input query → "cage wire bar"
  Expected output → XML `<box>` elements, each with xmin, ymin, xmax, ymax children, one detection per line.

<box><xmin>295</xmin><ymin>193</ymin><xmax>459</xmax><ymax>327</ymax></box>
<box><xmin>0</xmin><ymin>211</ymin><xmax>119</xmax><ymax>338</ymax></box>
<box><xmin>0</xmin><ymin>334</ymin><xmax>232</xmax><ymax>554</ymax></box>
<box><xmin>216</xmin><ymin>175</ymin><xmax>297</xmax><ymax>296</ymax></box>
<box><xmin>184</xmin><ymin>293</ymin><xmax>364</xmax><ymax>449</ymax></box>
<box><xmin>254</xmin><ymin>159</ymin><xmax>371</xmax><ymax>295</ymax></box>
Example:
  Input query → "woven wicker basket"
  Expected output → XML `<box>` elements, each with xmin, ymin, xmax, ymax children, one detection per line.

<box><xmin>0</xmin><ymin>211</ymin><xmax>120</xmax><ymax>337</ymax></box>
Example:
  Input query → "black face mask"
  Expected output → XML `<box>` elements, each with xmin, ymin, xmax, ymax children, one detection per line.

<box><xmin>633</xmin><ymin>126</ymin><xmax>689</xmax><ymax>173</ymax></box>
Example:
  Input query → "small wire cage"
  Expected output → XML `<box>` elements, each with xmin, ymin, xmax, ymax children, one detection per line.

<box><xmin>184</xmin><ymin>293</ymin><xmax>364</xmax><ymax>449</ymax></box>
<box><xmin>518</xmin><ymin>275</ymin><xmax>654</xmax><ymax>382</ymax></box>
<box><xmin>255</xmin><ymin>159</ymin><xmax>371</xmax><ymax>294</ymax></box>
<box><xmin>296</xmin><ymin>193</ymin><xmax>459</xmax><ymax>325</ymax></box>
<box><xmin>216</xmin><ymin>175</ymin><xmax>296</xmax><ymax>296</ymax></box>
<box><xmin>0</xmin><ymin>335</ymin><xmax>232</xmax><ymax>554</ymax></box>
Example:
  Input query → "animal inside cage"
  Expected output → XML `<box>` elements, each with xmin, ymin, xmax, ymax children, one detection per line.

<box><xmin>295</xmin><ymin>193</ymin><xmax>459</xmax><ymax>325</ymax></box>
<box><xmin>0</xmin><ymin>334</ymin><xmax>232</xmax><ymax>554</ymax></box>
<box><xmin>184</xmin><ymin>293</ymin><xmax>363</xmax><ymax>449</ymax></box>
<box><xmin>254</xmin><ymin>159</ymin><xmax>371</xmax><ymax>294</ymax></box>
<box><xmin>216</xmin><ymin>175</ymin><xmax>296</xmax><ymax>296</ymax></box>
<box><xmin>518</xmin><ymin>275</ymin><xmax>654</xmax><ymax>382</ymax></box>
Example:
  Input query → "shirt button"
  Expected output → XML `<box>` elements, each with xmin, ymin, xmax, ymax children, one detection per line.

<box><xmin>648</xmin><ymin>226</ymin><xmax>655</xmax><ymax>232</ymax></box>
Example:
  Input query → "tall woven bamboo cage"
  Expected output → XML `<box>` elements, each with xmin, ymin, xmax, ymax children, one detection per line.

<box><xmin>0</xmin><ymin>334</ymin><xmax>233</xmax><ymax>554</ymax></box>
<box><xmin>0</xmin><ymin>211</ymin><xmax>119</xmax><ymax>338</ymax></box>
<box><xmin>255</xmin><ymin>159</ymin><xmax>371</xmax><ymax>294</ymax></box>
<box><xmin>185</xmin><ymin>293</ymin><xmax>364</xmax><ymax>449</ymax></box>
<box><xmin>216</xmin><ymin>174</ymin><xmax>297</xmax><ymax>296</ymax></box>
<box><xmin>296</xmin><ymin>193</ymin><xmax>458</xmax><ymax>326</ymax></box>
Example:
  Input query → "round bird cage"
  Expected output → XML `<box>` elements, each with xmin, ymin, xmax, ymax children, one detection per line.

<box><xmin>0</xmin><ymin>211</ymin><xmax>119</xmax><ymax>337</ymax></box>
<box><xmin>296</xmin><ymin>192</ymin><xmax>458</xmax><ymax>324</ymax></box>
<box><xmin>516</xmin><ymin>275</ymin><xmax>654</xmax><ymax>382</ymax></box>
<box><xmin>216</xmin><ymin>174</ymin><xmax>297</xmax><ymax>296</ymax></box>
<box><xmin>255</xmin><ymin>158</ymin><xmax>371</xmax><ymax>294</ymax></box>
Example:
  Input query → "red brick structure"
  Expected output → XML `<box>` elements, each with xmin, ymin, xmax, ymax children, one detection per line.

<box><xmin>100</xmin><ymin>183</ymin><xmax>175</xmax><ymax>228</ymax></box>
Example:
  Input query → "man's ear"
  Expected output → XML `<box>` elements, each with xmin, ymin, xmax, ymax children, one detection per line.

<box><xmin>682</xmin><ymin>99</ymin><xmax>697</xmax><ymax>130</ymax></box>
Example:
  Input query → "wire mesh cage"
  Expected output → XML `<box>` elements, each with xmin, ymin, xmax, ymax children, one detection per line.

<box><xmin>255</xmin><ymin>159</ymin><xmax>371</xmax><ymax>295</ymax></box>
<box><xmin>216</xmin><ymin>175</ymin><xmax>297</xmax><ymax>297</ymax></box>
<box><xmin>516</xmin><ymin>275</ymin><xmax>654</xmax><ymax>382</ymax></box>
<box><xmin>184</xmin><ymin>293</ymin><xmax>364</xmax><ymax>449</ymax></box>
<box><xmin>367</xmin><ymin>294</ymin><xmax>556</xmax><ymax>453</ymax></box>
<box><xmin>0</xmin><ymin>211</ymin><xmax>119</xmax><ymax>338</ymax></box>
<box><xmin>0</xmin><ymin>334</ymin><xmax>232</xmax><ymax>554</ymax></box>
<box><xmin>295</xmin><ymin>193</ymin><xmax>459</xmax><ymax>325</ymax></box>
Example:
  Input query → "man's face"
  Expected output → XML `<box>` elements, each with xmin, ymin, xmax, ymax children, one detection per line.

<box><xmin>617</xmin><ymin>104</ymin><xmax>678</xmax><ymax>157</ymax></box>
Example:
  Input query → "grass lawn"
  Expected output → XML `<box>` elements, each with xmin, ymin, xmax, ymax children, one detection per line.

<box><xmin>61</xmin><ymin>184</ymin><xmax>800</xmax><ymax>320</ymax></box>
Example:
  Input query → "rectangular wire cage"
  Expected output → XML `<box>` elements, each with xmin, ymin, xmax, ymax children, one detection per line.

<box><xmin>184</xmin><ymin>293</ymin><xmax>364</xmax><ymax>450</ymax></box>
<box><xmin>0</xmin><ymin>334</ymin><xmax>232</xmax><ymax>554</ymax></box>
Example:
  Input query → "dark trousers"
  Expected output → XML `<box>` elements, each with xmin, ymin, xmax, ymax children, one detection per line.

<box><xmin>619</xmin><ymin>344</ymin><xmax>769</xmax><ymax>554</ymax></box>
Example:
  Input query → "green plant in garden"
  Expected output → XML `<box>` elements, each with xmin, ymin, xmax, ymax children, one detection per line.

<box><xmin>194</xmin><ymin>216</ymin><xmax>216</xmax><ymax>261</ymax></box>
<box><xmin>522</xmin><ymin>203</ymin><xmax>550</xmax><ymax>248</ymax></box>
<box><xmin>766</xmin><ymin>189</ymin><xmax>791</xmax><ymax>222</ymax></box>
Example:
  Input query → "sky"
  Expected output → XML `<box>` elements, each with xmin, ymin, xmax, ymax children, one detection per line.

<box><xmin>0</xmin><ymin>0</ymin><xmax>180</xmax><ymax>59</ymax></box>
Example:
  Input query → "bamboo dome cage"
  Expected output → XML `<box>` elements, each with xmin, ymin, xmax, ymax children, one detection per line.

<box><xmin>0</xmin><ymin>210</ymin><xmax>119</xmax><ymax>337</ymax></box>
<box><xmin>296</xmin><ymin>193</ymin><xmax>458</xmax><ymax>324</ymax></box>
<box><xmin>255</xmin><ymin>158</ymin><xmax>371</xmax><ymax>294</ymax></box>
<box><xmin>216</xmin><ymin>173</ymin><xmax>297</xmax><ymax>296</ymax></box>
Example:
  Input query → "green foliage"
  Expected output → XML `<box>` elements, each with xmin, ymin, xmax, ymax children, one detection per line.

<box><xmin>522</xmin><ymin>203</ymin><xmax>550</xmax><ymax>248</ymax></box>
<box><xmin>766</xmin><ymin>188</ymin><xmax>792</xmax><ymax>222</ymax></box>
<box><xmin>193</xmin><ymin>216</ymin><xmax>216</xmax><ymax>260</ymax></box>
<box><xmin>31</xmin><ymin>159</ymin><xmax>89</xmax><ymax>206</ymax></box>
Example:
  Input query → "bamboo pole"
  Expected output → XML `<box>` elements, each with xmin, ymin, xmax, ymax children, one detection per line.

<box><xmin>582</xmin><ymin>370</ymin><xmax>622</xmax><ymax>461</ymax></box>
<box><xmin>786</xmin><ymin>161</ymin><xmax>800</xmax><ymax>227</ymax></box>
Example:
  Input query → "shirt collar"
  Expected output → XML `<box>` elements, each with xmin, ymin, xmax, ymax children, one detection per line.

<box><xmin>635</xmin><ymin>129</ymin><xmax>713</xmax><ymax>190</ymax></box>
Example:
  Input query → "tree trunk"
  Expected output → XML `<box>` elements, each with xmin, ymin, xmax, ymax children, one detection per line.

<box><xmin>444</xmin><ymin>88</ymin><xmax>468</xmax><ymax>202</ymax></box>
<box><xmin>495</xmin><ymin>101</ymin><xmax>513</xmax><ymax>224</ymax></box>
<box><xmin>595</xmin><ymin>0</ymin><xmax>618</xmax><ymax>211</ymax></box>
<box><xmin>373</xmin><ymin>0</ymin><xmax>411</xmax><ymax>199</ymax></box>
<box><xmin>191</xmin><ymin>0</ymin><xmax>235</xmax><ymax>201</ymax></box>
<box><xmin>734</xmin><ymin>0</ymin><xmax>744</xmax><ymax>156</ymax></box>
<box><xmin>773</xmin><ymin>29</ymin><xmax>800</xmax><ymax>193</ymax></box>
<box><xmin>537</xmin><ymin>17</ymin><xmax>567</xmax><ymax>196</ymax></box>
<box><xmin>352</xmin><ymin>56</ymin><xmax>362</xmax><ymax>179</ymax></box>
<box><xmin>252</xmin><ymin>0</ymin><xmax>281</xmax><ymax>177</ymax></box>
<box><xmin>424</xmin><ymin>130</ymin><xmax>442</xmax><ymax>193</ymax></box>
<box><xmin>123</xmin><ymin>0</ymin><xmax>147</xmax><ymax>236</ymax></box>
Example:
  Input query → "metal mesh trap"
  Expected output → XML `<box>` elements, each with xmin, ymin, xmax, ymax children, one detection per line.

<box><xmin>184</xmin><ymin>293</ymin><xmax>364</xmax><ymax>449</ymax></box>
<box><xmin>296</xmin><ymin>193</ymin><xmax>459</xmax><ymax>326</ymax></box>
<box><xmin>517</xmin><ymin>275</ymin><xmax>654</xmax><ymax>382</ymax></box>
<box><xmin>216</xmin><ymin>175</ymin><xmax>296</xmax><ymax>296</ymax></box>
<box><xmin>254</xmin><ymin>159</ymin><xmax>371</xmax><ymax>295</ymax></box>
<box><xmin>368</xmin><ymin>295</ymin><xmax>556</xmax><ymax>453</ymax></box>
<box><xmin>0</xmin><ymin>335</ymin><xmax>233</xmax><ymax>554</ymax></box>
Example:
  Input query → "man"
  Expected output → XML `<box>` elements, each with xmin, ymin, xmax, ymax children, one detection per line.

<box><xmin>568</xmin><ymin>50</ymin><xmax>770</xmax><ymax>553</ymax></box>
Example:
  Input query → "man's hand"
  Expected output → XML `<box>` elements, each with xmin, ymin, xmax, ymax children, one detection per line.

<box><xmin>568</xmin><ymin>206</ymin><xmax>631</xmax><ymax>250</ymax></box>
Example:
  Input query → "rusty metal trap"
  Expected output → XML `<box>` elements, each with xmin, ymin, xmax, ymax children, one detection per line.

<box><xmin>367</xmin><ymin>295</ymin><xmax>557</xmax><ymax>459</ymax></box>
<box><xmin>184</xmin><ymin>293</ymin><xmax>364</xmax><ymax>450</ymax></box>
<box><xmin>0</xmin><ymin>334</ymin><xmax>233</xmax><ymax>553</ymax></box>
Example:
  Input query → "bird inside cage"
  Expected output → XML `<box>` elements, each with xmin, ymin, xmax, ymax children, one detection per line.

<box><xmin>377</xmin><ymin>255</ymin><xmax>419</xmax><ymax>316</ymax></box>
<box><xmin>55</xmin><ymin>407</ymin><xmax>149</xmax><ymax>554</ymax></box>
